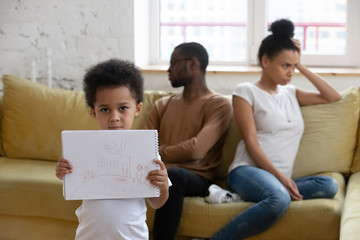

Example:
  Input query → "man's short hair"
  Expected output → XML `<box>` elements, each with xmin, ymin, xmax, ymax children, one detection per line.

<box><xmin>175</xmin><ymin>42</ymin><xmax>209</xmax><ymax>73</ymax></box>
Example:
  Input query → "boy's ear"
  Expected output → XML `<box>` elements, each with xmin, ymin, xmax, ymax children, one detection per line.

<box><xmin>135</xmin><ymin>102</ymin><xmax>143</xmax><ymax>117</ymax></box>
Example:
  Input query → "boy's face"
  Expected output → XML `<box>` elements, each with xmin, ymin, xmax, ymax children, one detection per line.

<box><xmin>91</xmin><ymin>86</ymin><xmax>142</xmax><ymax>130</ymax></box>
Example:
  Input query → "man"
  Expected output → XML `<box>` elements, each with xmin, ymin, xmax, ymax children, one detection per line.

<box><xmin>145</xmin><ymin>42</ymin><xmax>232</xmax><ymax>239</ymax></box>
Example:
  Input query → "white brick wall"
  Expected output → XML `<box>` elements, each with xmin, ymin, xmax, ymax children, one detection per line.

<box><xmin>0</xmin><ymin>0</ymin><xmax>135</xmax><ymax>90</ymax></box>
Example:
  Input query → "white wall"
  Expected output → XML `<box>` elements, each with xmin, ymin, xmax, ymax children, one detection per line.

<box><xmin>0</xmin><ymin>0</ymin><xmax>359</xmax><ymax>94</ymax></box>
<box><xmin>0</xmin><ymin>0</ymin><xmax>135</xmax><ymax>90</ymax></box>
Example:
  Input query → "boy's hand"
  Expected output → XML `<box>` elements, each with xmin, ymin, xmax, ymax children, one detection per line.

<box><xmin>55</xmin><ymin>157</ymin><xmax>73</xmax><ymax>180</ymax></box>
<box><xmin>147</xmin><ymin>159</ymin><xmax>169</xmax><ymax>195</ymax></box>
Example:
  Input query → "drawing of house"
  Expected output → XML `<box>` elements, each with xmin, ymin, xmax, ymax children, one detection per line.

<box><xmin>97</xmin><ymin>136</ymin><xmax>131</xmax><ymax>178</ymax></box>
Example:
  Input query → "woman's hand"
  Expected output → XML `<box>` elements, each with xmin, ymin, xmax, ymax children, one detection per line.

<box><xmin>278</xmin><ymin>174</ymin><xmax>303</xmax><ymax>201</ymax></box>
<box><xmin>55</xmin><ymin>157</ymin><xmax>73</xmax><ymax>180</ymax></box>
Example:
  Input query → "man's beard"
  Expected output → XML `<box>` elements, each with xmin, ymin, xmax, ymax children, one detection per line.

<box><xmin>171</xmin><ymin>80</ymin><xmax>184</xmax><ymax>88</ymax></box>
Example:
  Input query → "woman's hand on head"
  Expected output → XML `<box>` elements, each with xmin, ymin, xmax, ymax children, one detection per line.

<box><xmin>55</xmin><ymin>157</ymin><xmax>73</xmax><ymax>180</ymax></box>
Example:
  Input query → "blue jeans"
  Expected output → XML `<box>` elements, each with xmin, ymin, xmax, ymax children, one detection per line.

<box><xmin>211</xmin><ymin>166</ymin><xmax>338</xmax><ymax>240</ymax></box>
<box><xmin>153</xmin><ymin>167</ymin><xmax>212</xmax><ymax>240</ymax></box>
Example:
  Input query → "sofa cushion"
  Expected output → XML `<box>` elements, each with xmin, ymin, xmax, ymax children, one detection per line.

<box><xmin>350</xmin><ymin>87</ymin><xmax>360</xmax><ymax>173</ymax></box>
<box><xmin>0</xmin><ymin>216</ymin><xmax>77</xmax><ymax>240</ymax></box>
<box><xmin>0</xmin><ymin>157</ymin><xmax>81</xmax><ymax>222</ymax></box>
<box><xmin>147</xmin><ymin>172</ymin><xmax>345</xmax><ymax>239</ymax></box>
<box><xmin>292</xmin><ymin>88</ymin><xmax>360</xmax><ymax>178</ymax></box>
<box><xmin>1</xmin><ymin>75</ymin><xmax>100</xmax><ymax>161</ymax></box>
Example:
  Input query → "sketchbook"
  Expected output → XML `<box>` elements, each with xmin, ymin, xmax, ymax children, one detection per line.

<box><xmin>61</xmin><ymin>130</ymin><xmax>160</xmax><ymax>200</ymax></box>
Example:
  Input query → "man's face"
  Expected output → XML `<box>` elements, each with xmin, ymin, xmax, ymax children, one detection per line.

<box><xmin>167</xmin><ymin>49</ymin><xmax>192</xmax><ymax>88</ymax></box>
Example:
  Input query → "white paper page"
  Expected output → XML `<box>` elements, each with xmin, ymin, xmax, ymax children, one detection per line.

<box><xmin>62</xmin><ymin>130</ymin><xmax>160</xmax><ymax>200</ymax></box>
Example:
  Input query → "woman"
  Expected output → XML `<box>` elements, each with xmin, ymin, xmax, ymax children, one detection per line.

<box><xmin>211</xmin><ymin>19</ymin><xmax>341</xmax><ymax>240</ymax></box>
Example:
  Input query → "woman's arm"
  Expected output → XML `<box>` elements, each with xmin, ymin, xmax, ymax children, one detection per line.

<box><xmin>292</xmin><ymin>39</ymin><xmax>342</xmax><ymax>106</ymax></box>
<box><xmin>233</xmin><ymin>96</ymin><xmax>303</xmax><ymax>200</ymax></box>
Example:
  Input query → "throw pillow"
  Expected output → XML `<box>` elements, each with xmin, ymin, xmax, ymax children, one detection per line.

<box><xmin>350</xmin><ymin>87</ymin><xmax>360</xmax><ymax>173</ymax></box>
<box><xmin>292</xmin><ymin>87</ymin><xmax>360</xmax><ymax>178</ymax></box>
<box><xmin>1</xmin><ymin>75</ymin><xmax>99</xmax><ymax>161</ymax></box>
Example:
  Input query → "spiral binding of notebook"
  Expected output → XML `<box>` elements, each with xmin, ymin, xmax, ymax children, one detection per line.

<box><xmin>155</xmin><ymin>130</ymin><xmax>160</xmax><ymax>168</ymax></box>
<box><xmin>154</xmin><ymin>130</ymin><xmax>161</xmax><ymax>196</ymax></box>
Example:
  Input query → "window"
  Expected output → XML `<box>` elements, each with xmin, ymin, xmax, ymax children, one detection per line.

<box><xmin>149</xmin><ymin>0</ymin><xmax>360</xmax><ymax>67</ymax></box>
<box><xmin>268</xmin><ymin>0</ymin><xmax>346</xmax><ymax>55</ymax></box>
<box><xmin>158</xmin><ymin>0</ymin><xmax>247</xmax><ymax>63</ymax></box>
<box><xmin>266</xmin><ymin>0</ymin><xmax>357</xmax><ymax>66</ymax></box>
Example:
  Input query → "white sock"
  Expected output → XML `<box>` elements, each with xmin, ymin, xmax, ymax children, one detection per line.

<box><xmin>205</xmin><ymin>184</ymin><xmax>242</xmax><ymax>204</ymax></box>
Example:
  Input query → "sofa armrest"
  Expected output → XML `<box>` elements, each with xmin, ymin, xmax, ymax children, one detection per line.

<box><xmin>340</xmin><ymin>172</ymin><xmax>360</xmax><ymax>240</ymax></box>
<box><xmin>0</xmin><ymin>94</ymin><xmax>3</xmax><ymax>156</ymax></box>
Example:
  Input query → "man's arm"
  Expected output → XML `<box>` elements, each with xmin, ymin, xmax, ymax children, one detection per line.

<box><xmin>159</xmin><ymin>97</ymin><xmax>232</xmax><ymax>162</ymax></box>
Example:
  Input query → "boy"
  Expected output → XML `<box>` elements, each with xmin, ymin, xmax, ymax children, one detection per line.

<box><xmin>55</xmin><ymin>58</ymin><xmax>169</xmax><ymax>240</ymax></box>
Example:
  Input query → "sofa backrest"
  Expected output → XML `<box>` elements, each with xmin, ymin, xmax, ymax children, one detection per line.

<box><xmin>0</xmin><ymin>75</ymin><xmax>175</xmax><ymax>162</ymax></box>
<box><xmin>214</xmin><ymin>87</ymin><xmax>360</xmax><ymax>181</ymax></box>
<box><xmin>1</xmin><ymin>75</ymin><xmax>100</xmax><ymax>161</ymax></box>
<box><xmin>1</xmin><ymin>75</ymin><xmax>360</xmax><ymax>180</ymax></box>
<box><xmin>292</xmin><ymin>87</ymin><xmax>359</xmax><ymax>178</ymax></box>
<box><xmin>215</xmin><ymin>87</ymin><xmax>360</xmax><ymax>181</ymax></box>
<box><xmin>131</xmin><ymin>90</ymin><xmax>175</xmax><ymax>130</ymax></box>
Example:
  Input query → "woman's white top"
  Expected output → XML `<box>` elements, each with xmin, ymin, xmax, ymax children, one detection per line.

<box><xmin>75</xmin><ymin>198</ymin><xmax>148</xmax><ymax>240</ymax></box>
<box><xmin>229</xmin><ymin>82</ymin><xmax>304</xmax><ymax>178</ymax></box>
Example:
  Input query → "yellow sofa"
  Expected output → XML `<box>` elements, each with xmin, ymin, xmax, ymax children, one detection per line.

<box><xmin>0</xmin><ymin>74</ymin><xmax>359</xmax><ymax>240</ymax></box>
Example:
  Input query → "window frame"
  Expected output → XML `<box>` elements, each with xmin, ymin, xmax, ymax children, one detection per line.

<box><xmin>148</xmin><ymin>0</ymin><xmax>360</xmax><ymax>67</ymax></box>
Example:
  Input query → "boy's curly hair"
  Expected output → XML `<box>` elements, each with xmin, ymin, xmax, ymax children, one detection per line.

<box><xmin>83</xmin><ymin>58</ymin><xmax>144</xmax><ymax>108</ymax></box>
